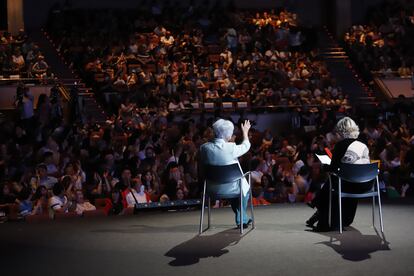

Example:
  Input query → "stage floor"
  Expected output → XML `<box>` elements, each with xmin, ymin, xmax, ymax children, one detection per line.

<box><xmin>1</xmin><ymin>201</ymin><xmax>414</xmax><ymax>276</ymax></box>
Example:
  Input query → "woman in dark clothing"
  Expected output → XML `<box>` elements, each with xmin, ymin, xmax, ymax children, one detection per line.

<box><xmin>307</xmin><ymin>117</ymin><xmax>371</xmax><ymax>231</ymax></box>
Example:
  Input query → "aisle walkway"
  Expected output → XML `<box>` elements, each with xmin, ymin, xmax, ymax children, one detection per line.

<box><xmin>317</xmin><ymin>30</ymin><xmax>378</xmax><ymax>110</ymax></box>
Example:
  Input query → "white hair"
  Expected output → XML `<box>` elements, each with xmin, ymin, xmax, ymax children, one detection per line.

<box><xmin>335</xmin><ymin>117</ymin><xmax>360</xmax><ymax>139</ymax></box>
<box><xmin>212</xmin><ymin>119</ymin><xmax>234</xmax><ymax>140</ymax></box>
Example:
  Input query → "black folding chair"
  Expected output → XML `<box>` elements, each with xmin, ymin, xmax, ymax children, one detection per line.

<box><xmin>199</xmin><ymin>163</ymin><xmax>255</xmax><ymax>234</ymax></box>
<box><xmin>328</xmin><ymin>163</ymin><xmax>384</xmax><ymax>233</ymax></box>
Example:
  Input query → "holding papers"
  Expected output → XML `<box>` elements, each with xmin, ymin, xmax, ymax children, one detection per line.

<box><xmin>315</xmin><ymin>154</ymin><xmax>331</xmax><ymax>165</ymax></box>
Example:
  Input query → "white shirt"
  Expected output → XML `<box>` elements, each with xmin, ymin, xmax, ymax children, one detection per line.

<box><xmin>49</xmin><ymin>195</ymin><xmax>68</xmax><ymax>211</ymax></box>
<box><xmin>75</xmin><ymin>202</ymin><xmax>96</xmax><ymax>215</ymax></box>
<box><xmin>126</xmin><ymin>190</ymin><xmax>150</xmax><ymax>207</ymax></box>
<box><xmin>342</xmin><ymin>140</ymin><xmax>370</xmax><ymax>164</ymax></box>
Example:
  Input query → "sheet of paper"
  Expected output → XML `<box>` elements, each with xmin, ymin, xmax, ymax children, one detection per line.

<box><xmin>316</xmin><ymin>154</ymin><xmax>331</xmax><ymax>165</ymax></box>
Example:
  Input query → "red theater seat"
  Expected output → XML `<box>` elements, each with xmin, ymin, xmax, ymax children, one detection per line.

<box><xmin>83</xmin><ymin>209</ymin><xmax>106</xmax><ymax>217</ymax></box>
<box><xmin>54</xmin><ymin>212</ymin><xmax>79</xmax><ymax>220</ymax></box>
<box><xmin>26</xmin><ymin>214</ymin><xmax>50</xmax><ymax>223</ymax></box>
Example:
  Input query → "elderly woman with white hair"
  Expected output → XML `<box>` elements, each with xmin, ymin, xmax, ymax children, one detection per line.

<box><xmin>307</xmin><ymin>117</ymin><xmax>370</xmax><ymax>231</ymax></box>
<box><xmin>199</xmin><ymin>118</ymin><xmax>252</xmax><ymax>229</ymax></box>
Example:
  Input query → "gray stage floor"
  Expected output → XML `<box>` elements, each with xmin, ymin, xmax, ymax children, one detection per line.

<box><xmin>1</xmin><ymin>201</ymin><xmax>414</xmax><ymax>276</ymax></box>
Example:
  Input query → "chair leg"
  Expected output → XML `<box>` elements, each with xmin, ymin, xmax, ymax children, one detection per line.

<box><xmin>207</xmin><ymin>196</ymin><xmax>211</xmax><ymax>230</ymax></box>
<box><xmin>328</xmin><ymin>175</ymin><xmax>332</xmax><ymax>228</ymax></box>
<box><xmin>249</xmin><ymin>174</ymin><xmax>255</xmax><ymax>229</ymax></box>
<box><xmin>376</xmin><ymin>176</ymin><xmax>384</xmax><ymax>233</ymax></box>
<box><xmin>240</xmin><ymin>182</ymin><xmax>243</xmax><ymax>234</ymax></box>
<box><xmin>199</xmin><ymin>182</ymin><xmax>207</xmax><ymax>234</ymax></box>
<box><xmin>338</xmin><ymin>178</ymin><xmax>342</xmax><ymax>234</ymax></box>
<box><xmin>372</xmin><ymin>188</ymin><xmax>376</xmax><ymax>227</ymax></box>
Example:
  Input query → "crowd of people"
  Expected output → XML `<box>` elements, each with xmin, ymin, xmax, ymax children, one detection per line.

<box><xmin>1</xmin><ymin>78</ymin><xmax>413</xmax><ymax>222</ymax></box>
<box><xmin>344</xmin><ymin>1</ymin><xmax>414</xmax><ymax>80</ymax></box>
<box><xmin>46</xmin><ymin>2</ymin><xmax>350</xmax><ymax>113</ymax></box>
<box><xmin>1</xmin><ymin>2</ymin><xmax>414</xmax><ymax>223</ymax></box>
<box><xmin>0</xmin><ymin>30</ymin><xmax>50</xmax><ymax>79</ymax></box>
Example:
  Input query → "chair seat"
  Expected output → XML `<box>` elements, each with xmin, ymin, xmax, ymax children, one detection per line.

<box><xmin>329</xmin><ymin>162</ymin><xmax>384</xmax><ymax>233</ymax></box>
<box><xmin>200</xmin><ymin>163</ymin><xmax>255</xmax><ymax>234</ymax></box>
<box><xmin>206</xmin><ymin>182</ymin><xmax>241</xmax><ymax>199</ymax></box>
<box><xmin>340</xmin><ymin>191</ymin><xmax>379</xmax><ymax>198</ymax></box>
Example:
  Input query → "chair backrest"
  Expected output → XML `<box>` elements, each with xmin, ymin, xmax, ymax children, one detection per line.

<box><xmin>204</xmin><ymin>164</ymin><xmax>244</xmax><ymax>183</ymax></box>
<box><xmin>336</xmin><ymin>163</ymin><xmax>379</xmax><ymax>183</ymax></box>
<box><xmin>203</xmin><ymin>164</ymin><xmax>245</xmax><ymax>199</ymax></box>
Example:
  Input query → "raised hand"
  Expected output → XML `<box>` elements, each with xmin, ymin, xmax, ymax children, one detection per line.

<box><xmin>241</xmin><ymin>120</ymin><xmax>251</xmax><ymax>140</ymax></box>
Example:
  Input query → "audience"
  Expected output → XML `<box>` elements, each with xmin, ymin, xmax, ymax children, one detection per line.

<box><xmin>0</xmin><ymin>3</ymin><xmax>413</xmax><ymax>224</ymax></box>
<box><xmin>0</xmin><ymin>30</ymin><xmax>50</xmax><ymax>80</ymax></box>
<box><xmin>345</xmin><ymin>1</ymin><xmax>414</xmax><ymax>79</ymax></box>
<box><xmin>46</xmin><ymin>4</ymin><xmax>350</xmax><ymax>112</ymax></box>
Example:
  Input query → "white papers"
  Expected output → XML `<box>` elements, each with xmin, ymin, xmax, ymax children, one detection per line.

<box><xmin>316</xmin><ymin>154</ymin><xmax>331</xmax><ymax>165</ymax></box>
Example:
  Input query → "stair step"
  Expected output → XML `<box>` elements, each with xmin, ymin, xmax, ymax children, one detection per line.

<box><xmin>322</xmin><ymin>51</ymin><xmax>347</xmax><ymax>55</ymax></box>
<box><xmin>326</xmin><ymin>47</ymin><xmax>343</xmax><ymax>50</ymax></box>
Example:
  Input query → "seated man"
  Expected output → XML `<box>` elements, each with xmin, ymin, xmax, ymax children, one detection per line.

<box><xmin>30</xmin><ymin>164</ymin><xmax>58</xmax><ymax>192</ymax></box>
<box><xmin>199</xmin><ymin>119</ymin><xmax>252</xmax><ymax>229</ymax></box>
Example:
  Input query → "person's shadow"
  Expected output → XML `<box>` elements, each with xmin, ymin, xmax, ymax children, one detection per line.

<box><xmin>314</xmin><ymin>226</ymin><xmax>390</xmax><ymax>261</ymax></box>
<box><xmin>165</xmin><ymin>229</ymin><xmax>244</xmax><ymax>266</ymax></box>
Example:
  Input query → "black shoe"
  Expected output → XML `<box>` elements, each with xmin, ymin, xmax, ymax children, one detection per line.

<box><xmin>306</xmin><ymin>211</ymin><xmax>319</xmax><ymax>228</ymax></box>
<box><xmin>237</xmin><ymin>223</ymin><xmax>249</xmax><ymax>229</ymax></box>
<box><xmin>306</xmin><ymin>202</ymin><xmax>315</xmax><ymax>209</ymax></box>
<box><xmin>312</xmin><ymin>225</ymin><xmax>331</xmax><ymax>232</ymax></box>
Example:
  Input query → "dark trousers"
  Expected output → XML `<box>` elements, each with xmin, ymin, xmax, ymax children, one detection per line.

<box><xmin>314</xmin><ymin>177</ymin><xmax>372</xmax><ymax>230</ymax></box>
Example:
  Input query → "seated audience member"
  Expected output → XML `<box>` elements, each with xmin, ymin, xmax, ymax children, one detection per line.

<box><xmin>293</xmin><ymin>165</ymin><xmax>311</xmax><ymax>198</ymax></box>
<box><xmin>175</xmin><ymin>188</ymin><xmax>185</xmax><ymax>200</ymax></box>
<box><xmin>88</xmin><ymin>169</ymin><xmax>113</xmax><ymax>201</ymax></box>
<box><xmin>16</xmin><ymin>188</ymin><xmax>33</xmax><ymax>217</ymax></box>
<box><xmin>49</xmin><ymin>182</ymin><xmax>72</xmax><ymax>215</ymax></box>
<box><xmin>104</xmin><ymin>188</ymin><xmax>124</xmax><ymax>215</ymax></box>
<box><xmin>74</xmin><ymin>189</ymin><xmax>96</xmax><ymax>215</ymax></box>
<box><xmin>0</xmin><ymin>183</ymin><xmax>16</xmax><ymax>205</ymax></box>
<box><xmin>32</xmin><ymin>55</ymin><xmax>49</xmax><ymax>78</ymax></box>
<box><xmin>141</xmin><ymin>170</ymin><xmax>160</xmax><ymax>201</ymax></box>
<box><xmin>31</xmin><ymin>186</ymin><xmax>49</xmax><ymax>215</ymax></box>
<box><xmin>125</xmin><ymin>179</ymin><xmax>151</xmax><ymax>208</ymax></box>
<box><xmin>42</xmin><ymin>152</ymin><xmax>59</xmax><ymax>177</ymax></box>
<box><xmin>30</xmin><ymin>164</ymin><xmax>58</xmax><ymax>192</ymax></box>
<box><xmin>260</xmin><ymin>174</ymin><xmax>276</xmax><ymax>202</ymax></box>
<box><xmin>62</xmin><ymin>161</ymin><xmax>86</xmax><ymax>190</ymax></box>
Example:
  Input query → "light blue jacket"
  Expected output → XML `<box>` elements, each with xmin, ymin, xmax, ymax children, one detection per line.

<box><xmin>199</xmin><ymin>138</ymin><xmax>251</xmax><ymax>196</ymax></box>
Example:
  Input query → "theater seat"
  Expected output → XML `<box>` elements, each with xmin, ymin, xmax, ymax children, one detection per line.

<box><xmin>7</xmin><ymin>204</ymin><xmax>20</xmax><ymax>221</ymax></box>
<box><xmin>26</xmin><ymin>214</ymin><xmax>50</xmax><ymax>223</ymax></box>
<box><xmin>83</xmin><ymin>209</ymin><xmax>106</xmax><ymax>217</ymax></box>
<box><xmin>54</xmin><ymin>212</ymin><xmax>79</xmax><ymax>219</ymax></box>
<box><xmin>94</xmin><ymin>198</ymin><xmax>108</xmax><ymax>209</ymax></box>
<box><xmin>122</xmin><ymin>207</ymin><xmax>134</xmax><ymax>215</ymax></box>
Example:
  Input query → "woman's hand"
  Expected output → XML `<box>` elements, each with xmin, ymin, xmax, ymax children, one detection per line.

<box><xmin>241</xmin><ymin>120</ymin><xmax>251</xmax><ymax>140</ymax></box>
